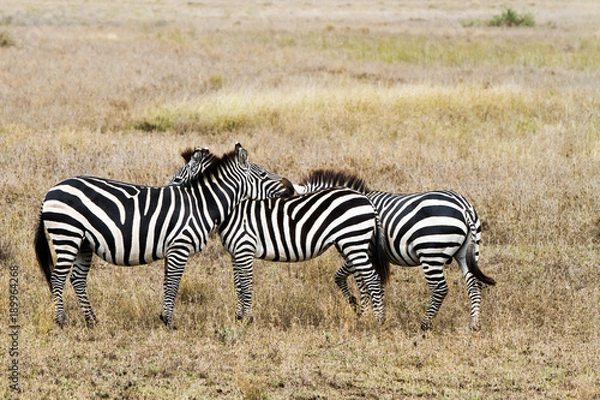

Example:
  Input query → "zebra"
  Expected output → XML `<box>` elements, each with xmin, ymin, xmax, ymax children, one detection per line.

<box><xmin>34</xmin><ymin>143</ymin><xmax>294</xmax><ymax>329</ymax></box>
<box><xmin>169</xmin><ymin>151</ymin><xmax>391</xmax><ymax>322</ymax></box>
<box><xmin>294</xmin><ymin>169</ymin><xmax>496</xmax><ymax>331</ymax></box>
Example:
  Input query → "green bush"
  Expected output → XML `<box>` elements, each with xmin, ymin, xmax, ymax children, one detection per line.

<box><xmin>488</xmin><ymin>7</ymin><xmax>535</xmax><ymax>27</ymax></box>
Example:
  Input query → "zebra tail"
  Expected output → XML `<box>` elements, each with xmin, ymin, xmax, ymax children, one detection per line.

<box><xmin>466</xmin><ymin>241</ymin><xmax>496</xmax><ymax>286</ymax></box>
<box><xmin>373</xmin><ymin>216</ymin><xmax>391</xmax><ymax>286</ymax></box>
<box><xmin>34</xmin><ymin>215</ymin><xmax>53</xmax><ymax>292</ymax></box>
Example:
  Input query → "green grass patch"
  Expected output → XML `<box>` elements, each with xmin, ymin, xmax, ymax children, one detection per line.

<box><xmin>330</xmin><ymin>33</ymin><xmax>600</xmax><ymax>70</ymax></box>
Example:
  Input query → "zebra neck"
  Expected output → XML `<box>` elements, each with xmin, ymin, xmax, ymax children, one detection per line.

<box><xmin>194</xmin><ymin>177</ymin><xmax>243</xmax><ymax>227</ymax></box>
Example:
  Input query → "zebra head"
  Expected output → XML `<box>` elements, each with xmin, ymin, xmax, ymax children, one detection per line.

<box><xmin>168</xmin><ymin>147</ymin><xmax>215</xmax><ymax>186</ymax></box>
<box><xmin>234</xmin><ymin>144</ymin><xmax>294</xmax><ymax>200</ymax></box>
<box><xmin>223</xmin><ymin>143</ymin><xmax>294</xmax><ymax>200</ymax></box>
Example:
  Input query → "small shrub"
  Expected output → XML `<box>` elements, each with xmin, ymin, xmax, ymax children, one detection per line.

<box><xmin>487</xmin><ymin>8</ymin><xmax>535</xmax><ymax>27</ymax></box>
<box><xmin>0</xmin><ymin>30</ymin><xmax>15</xmax><ymax>47</ymax></box>
<box><xmin>204</xmin><ymin>74</ymin><xmax>226</xmax><ymax>91</ymax></box>
<box><xmin>0</xmin><ymin>15</ymin><xmax>13</xmax><ymax>26</ymax></box>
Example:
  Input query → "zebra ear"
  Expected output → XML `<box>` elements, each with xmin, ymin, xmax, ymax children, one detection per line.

<box><xmin>192</xmin><ymin>148</ymin><xmax>204</xmax><ymax>162</ymax></box>
<box><xmin>293</xmin><ymin>184</ymin><xmax>307</xmax><ymax>195</ymax></box>
<box><xmin>235</xmin><ymin>143</ymin><xmax>248</xmax><ymax>168</ymax></box>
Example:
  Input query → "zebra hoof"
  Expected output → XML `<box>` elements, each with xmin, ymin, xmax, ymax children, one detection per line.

<box><xmin>159</xmin><ymin>313</ymin><xmax>177</xmax><ymax>330</ymax></box>
<box><xmin>85</xmin><ymin>318</ymin><xmax>97</xmax><ymax>329</ymax></box>
<box><xmin>420</xmin><ymin>316</ymin><xmax>433</xmax><ymax>331</ymax></box>
<box><xmin>56</xmin><ymin>314</ymin><xmax>66</xmax><ymax>328</ymax></box>
<box><xmin>348</xmin><ymin>296</ymin><xmax>360</xmax><ymax>314</ymax></box>
<box><xmin>236</xmin><ymin>314</ymin><xmax>254</xmax><ymax>325</ymax></box>
<box><xmin>470</xmin><ymin>318</ymin><xmax>481</xmax><ymax>331</ymax></box>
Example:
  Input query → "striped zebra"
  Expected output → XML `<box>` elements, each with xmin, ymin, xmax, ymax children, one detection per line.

<box><xmin>295</xmin><ymin>169</ymin><xmax>496</xmax><ymax>331</ymax></box>
<box><xmin>34</xmin><ymin>143</ymin><xmax>294</xmax><ymax>329</ymax></box>
<box><xmin>170</xmin><ymin>152</ymin><xmax>391</xmax><ymax>322</ymax></box>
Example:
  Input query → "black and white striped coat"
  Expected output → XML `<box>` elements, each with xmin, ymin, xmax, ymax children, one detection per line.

<box><xmin>296</xmin><ymin>169</ymin><xmax>496</xmax><ymax>331</ymax></box>
<box><xmin>218</xmin><ymin>187</ymin><xmax>390</xmax><ymax>322</ymax></box>
<box><xmin>35</xmin><ymin>143</ymin><xmax>293</xmax><ymax>329</ymax></box>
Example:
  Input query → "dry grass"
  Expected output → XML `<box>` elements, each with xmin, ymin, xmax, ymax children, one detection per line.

<box><xmin>1</xmin><ymin>0</ymin><xmax>600</xmax><ymax>398</ymax></box>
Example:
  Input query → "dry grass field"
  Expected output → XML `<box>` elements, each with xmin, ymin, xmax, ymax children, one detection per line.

<box><xmin>1</xmin><ymin>0</ymin><xmax>600</xmax><ymax>398</ymax></box>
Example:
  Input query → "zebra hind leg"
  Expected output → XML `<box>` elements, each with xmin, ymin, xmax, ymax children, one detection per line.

<box><xmin>50</xmin><ymin>239</ymin><xmax>84</xmax><ymax>328</ymax></box>
<box><xmin>420</xmin><ymin>263</ymin><xmax>449</xmax><ymax>331</ymax></box>
<box><xmin>334</xmin><ymin>262</ymin><xmax>360</xmax><ymax>314</ymax></box>
<box><xmin>348</xmin><ymin>255</ymin><xmax>385</xmax><ymax>322</ymax></box>
<box><xmin>70</xmin><ymin>244</ymin><xmax>97</xmax><ymax>328</ymax></box>
<box><xmin>455</xmin><ymin>254</ymin><xmax>484</xmax><ymax>331</ymax></box>
<box><xmin>466</xmin><ymin>275</ymin><xmax>482</xmax><ymax>331</ymax></box>
<box><xmin>358</xmin><ymin>271</ymin><xmax>385</xmax><ymax>323</ymax></box>
<box><xmin>51</xmin><ymin>270</ymin><xmax>70</xmax><ymax>328</ymax></box>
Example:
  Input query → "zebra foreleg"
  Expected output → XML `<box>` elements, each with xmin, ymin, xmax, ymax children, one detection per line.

<box><xmin>70</xmin><ymin>246</ymin><xmax>97</xmax><ymax>328</ymax></box>
<box><xmin>420</xmin><ymin>263</ymin><xmax>448</xmax><ymax>331</ymax></box>
<box><xmin>334</xmin><ymin>262</ymin><xmax>359</xmax><ymax>313</ymax></box>
<box><xmin>232</xmin><ymin>253</ymin><xmax>255</xmax><ymax>322</ymax></box>
<box><xmin>161</xmin><ymin>254</ymin><xmax>188</xmax><ymax>330</ymax></box>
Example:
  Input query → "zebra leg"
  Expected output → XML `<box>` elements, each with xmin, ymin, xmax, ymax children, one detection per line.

<box><xmin>51</xmin><ymin>249</ymin><xmax>80</xmax><ymax>328</ymax></box>
<box><xmin>361</xmin><ymin>270</ymin><xmax>385</xmax><ymax>322</ymax></box>
<box><xmin>69</xmin><ymin>244</ymin><xmax>97</xmax><ymax>328</ymax></box>
<box><xmin>334</xmin><ymin>262</ymin><xmax>359</xmax><ymax>313</ymax></box>
<box><xmin>160</xmin><ymin>254</ymin><xmax>189</xmax><ymax>329</ymax></box>
<box><xmin>455</xmin><ymin>252</ymin><xmax>484</xmax><ymax>331</ymax></box>
<box><xmin>232</xmin><ymin>253</ymin><xmax>255</xmax><ymax>322</ymax></box>
<box><xmin>355</xmin><ymin>274</ymin><xmax>371</xmax><ymax>317</ymax></box>
<box><xmin>420</xmin><ymin>263</ymin><xmax>448</xmax><ymax>331</ymax></box>
<box><xmin>465</xmin><ymin>272</ymin><xmax>482</xmax><ymax>331</ymax></box>
<box><xmin>349</xmin><ymin>255</ymin><xmax>385</xmax><ymax>322</ymax></box>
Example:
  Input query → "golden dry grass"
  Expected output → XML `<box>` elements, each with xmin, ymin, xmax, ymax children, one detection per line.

<box><xmin>1</xmin><ymin>0</ymin><xmax>600</xmax><ymax>399</ymax></box>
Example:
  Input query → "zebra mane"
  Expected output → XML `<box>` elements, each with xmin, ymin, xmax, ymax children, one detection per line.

<box><xmin>299</xmin><ymin>169</ymin><xmax>370</xmax><ymax>193</ymax></box>
<box><xmin>180</xmin><ymin>147</ymin><xmax>196</xmax><ymax>163</ymax></box>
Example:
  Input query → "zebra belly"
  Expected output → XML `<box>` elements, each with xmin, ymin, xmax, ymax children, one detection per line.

<box><xmin>84</xmin><ymin>232</ymin><xmax>161</xmax><ymax>266</ymax></box>
<box><xmin>255</xmin><ymin>239</ymin><xmax>334</xmax><ymax>262</ymax></box>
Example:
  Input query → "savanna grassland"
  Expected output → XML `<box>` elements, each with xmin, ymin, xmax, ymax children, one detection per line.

<box><xmin>1</xmin><ymin>0</ymin><xmax>600</xmax><ymax>398</ymax></box>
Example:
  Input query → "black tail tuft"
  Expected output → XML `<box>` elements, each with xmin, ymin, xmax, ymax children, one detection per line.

<box><xmin>467</xmin><ymin>242</ymin><xmax>496</xmax><ymax>286</ymax></box>
<box><xmin>372</xmin><ymin>217</ymin><xmax>391</xmax><ymax>286</ymax></box>
<box><xmin>34</xmin><ymin>215</ymin><xmax>53</xmax><ymax>292</ymax></box>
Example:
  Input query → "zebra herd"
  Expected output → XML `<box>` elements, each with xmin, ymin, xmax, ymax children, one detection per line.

<box><xmin>35</xmin><ymin>143</ymin><xmax>495</xmax><ymax>331</ymax></box>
